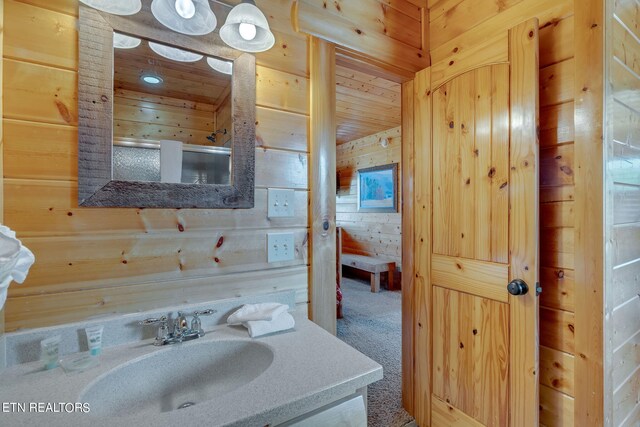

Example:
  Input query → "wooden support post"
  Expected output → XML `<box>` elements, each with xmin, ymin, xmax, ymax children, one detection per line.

<box><xmin>574</xmin><ymin>0</ymin><xmax>604</xmax><ymax>425</ymax></box>
<box><xmin>309</xmin><ymin>36</ymin><xmax>337</xmax><ymax>335</ymax></box>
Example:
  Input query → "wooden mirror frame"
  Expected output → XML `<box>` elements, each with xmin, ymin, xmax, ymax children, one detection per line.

<box><xmin>78</xmin><ymin>4</ymin><xmax>255</xmax><ymax>208</ymax></box>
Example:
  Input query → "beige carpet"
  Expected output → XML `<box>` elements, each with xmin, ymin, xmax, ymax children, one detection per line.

<box><xmin>337</xmin><ymin>277</ymin><xmax>416</xmax><ymax>427</ymax></box>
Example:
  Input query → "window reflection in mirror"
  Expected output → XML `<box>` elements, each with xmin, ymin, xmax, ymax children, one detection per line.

<box><xmin>112</xmin><ymin>32</ymin><xmax>233</xmax><ymax>185</ymax></box>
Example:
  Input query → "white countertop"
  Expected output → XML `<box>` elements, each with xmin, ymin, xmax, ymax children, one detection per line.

<box><xmin>0</xmin><ymin>312</ymin><xmax>382</xmax><ymax>427</ymax></box>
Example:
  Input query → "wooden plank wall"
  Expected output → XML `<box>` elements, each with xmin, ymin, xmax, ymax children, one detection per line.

<box><xmin>606</xmin><ymin>0</ymin><xmax>640</xmax><ymax>425</ymax></box>
<box><xmin>424</xmin><ymin>0</ymin><xmax>585</xmax><ymax>425</ymax></box>
<box><xmin>336</xmin><ymin>127</ymin><xmax>402</xmax><ymax>268</ymax></box>
<box><xmin>2</xmin><ymin>0</ymin><xmax>311</xmax><ymax>331</ymax></box>
<box><xmin>293</xmin><ymin>0</ymin><xmax>429</xmax><ymax>78</ymax></box>
<box><xmin>113</xmin><ymin>90</ymin><xmax>218</xmax><ymax>146</ymax></box>
<box><xmin>0</xmin><ymin>0</ymin><xmax>5</xmax><ymax>369</ymax></box>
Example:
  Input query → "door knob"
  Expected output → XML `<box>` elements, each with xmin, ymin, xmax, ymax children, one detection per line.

<box><xmin>507</xmin><ymin>279</ymin><xmax>529</xmax><ymax>296</ymax></box>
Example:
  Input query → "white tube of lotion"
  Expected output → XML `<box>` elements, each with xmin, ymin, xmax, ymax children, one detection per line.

<box><xmin>40</xmin><ymin>335</ymin><xmax>61</xmax><ymax>370</ymax></box>
<box><xmin>85</xmin><ymin>325</ymin><xmax>104</xmax><ymax>356</ymax></box>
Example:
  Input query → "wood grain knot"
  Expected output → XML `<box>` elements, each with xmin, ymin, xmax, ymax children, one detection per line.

<box><xmin>214</xmin><ymin>257</ymin><xmax>220</xmax><ymax>263</ymax></box>
<box><xmin>216</xmin><ymin>236</ymin><xmax>224</xmax><ymax>248</ymax></box>
<box><xmin>449</xmin><ymin>60</ymin><xmax>454</xmax><ymax>66</ymax></box>
<box><xmin>528</xmin><ymin>30</ymin><xmax>534</xmax><ymax>38</ymax></box>
<box><xmin>459</xmin><ymin>342</ymin><xmax>464</xmax><ymax>349</ymax></box>
<box><xmin>499</xmin><ymin>181</ymin><xmax>508</xmax><ymax>189</ymax></box>
<box><xmin>472</xmin><ymin>329</ymin><xmax>478</xmax><ymax>335</ymax></box>
<box><xmin>54</xmin><ymin>100</ymin><xmax>73</xmax><ymax>124</ymax></box>
<box><xmin>568</xmin><ymin>324</ymin><xmax>575</xmax><ymax>333</ymax></box>
<box><xmin>355</xmin><ymin>28</ymin><xmax>362</xmax><ymax>35</ymax></box>
<box><xmin>177</xmin><ymin>223</ymin><xmax>184</xmax><ymax>232</ymax></box>
<box><xmin>560</xmin><ymin>165</ymin><xmax>573</xmax><ymax>175</ymax></box>
<box><xmin>449</xmin><ymin>121</ymin><xmax>454</xmax><ymax>129</ymax></box>
<box><xmin>488</xmin><ymin>167</ymin><xmax>496</xmax><ymax>178</ymax></box>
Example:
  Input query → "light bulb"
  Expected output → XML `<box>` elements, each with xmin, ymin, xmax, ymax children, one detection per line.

<box><xmin>174</xmin><ymin>0</ymin><xmax>195</xmax><ymax>19</ymax></box>
<box><xmin>238</xmin><ymin>23</ymin><xmax>257</xmax><ymax>41</ymax></box>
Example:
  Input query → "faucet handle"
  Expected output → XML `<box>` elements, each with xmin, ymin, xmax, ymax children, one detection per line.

<box><xmin>139</xmin><ymin>315</ymin><xmax>167</xmax><ymax>326</ymax></box>
<box><xmin>190</xmin><ymin>309</ymin><xmax>216</xmax><ymax>337</ymax></box>
<box><xmin>194</xmin><ymin>309</ymin><xmax>216</xmax><ymax>316</ymax></box>
<box><xmin>139</xmin><ymin>316</ymin><xmax>169</xmax><ymax>345</ymax></box>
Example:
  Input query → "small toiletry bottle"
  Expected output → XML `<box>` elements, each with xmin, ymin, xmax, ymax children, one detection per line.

<box><xmin>85</xmin><ymin>325</ymin><xmax>104</xmax><ymax>356</ymax></box>
<box><xmin>40</xmin><ymin>335</ymin><xmax>61</xmax><ymax>370</ymax></box>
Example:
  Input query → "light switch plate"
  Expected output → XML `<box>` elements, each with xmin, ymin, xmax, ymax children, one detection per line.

<box><xmin>268</xmin><ymin>188</ymin><xmax>295</xmax><ymax>218</ymax></box>
<box><xmin>267</xmin><ymin>232</ymin><xmax>295</xmax><ymax>263</ymax></box>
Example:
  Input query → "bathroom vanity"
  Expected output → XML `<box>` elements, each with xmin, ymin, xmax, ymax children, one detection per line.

<box><xmin>0</xmin><ymin>292</ymin><xmax>382</xmax><ymax>426</ymax></box>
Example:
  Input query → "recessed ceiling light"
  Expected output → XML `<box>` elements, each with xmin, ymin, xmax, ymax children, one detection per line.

<box><xmin>149</xmin><ymin>42</ymin><xmax>204</xmax><ymax>62</ymax></box>
<box><xmin>141</xmin><ymin>74</ymin><xmax>163</xmax><ymax>85</ymax></box>
<box><xmin>113</xmin><ymin>33</ymin><xmax>141</xmax><ymax>49</ymax></box>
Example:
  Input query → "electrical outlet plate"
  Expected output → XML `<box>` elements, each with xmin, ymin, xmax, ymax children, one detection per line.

<box><xmin>267</xmin><ymin>188</ymin><xmax>295</xmax><ymax>218</ymax></box>
<box><xmin>267</xmin><ymin>232</ymin><xmax>295</xmax><ymax>263</ymax></box>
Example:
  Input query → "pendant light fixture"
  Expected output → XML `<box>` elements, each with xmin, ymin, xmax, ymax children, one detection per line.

<box><xmin>149</xmin><ymin>42</ymin><xmax>204</xmax><ymax>62</ymax></box>
<box><xmin>206</xmin><ymin>57</ymin><xmax>233</xmax><ymax>75</ymax></box>
<box><xmin>151</xmin><ymin>0</ymin><xmax>217</xmax><ymax>36</ymax></box>
<box><xmin>79</xmin><ymin>0</ymin><xmax>141</xmax><ymax>15</ymax></box>
<box><xmin>219</xmin><ymin>0</ymin><xmax>275</xmax><ymax>53</ymax></box>
<box><xmin>113</xmin><ymin>33</ymin><xmax>142</xmax><ymax>49</ymax></box>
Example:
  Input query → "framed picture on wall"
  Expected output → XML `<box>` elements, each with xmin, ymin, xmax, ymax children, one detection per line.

<box><xmin>357</xmin><ymin>163</ymin><xmax>398</xmax><ymax>213</ymax></box>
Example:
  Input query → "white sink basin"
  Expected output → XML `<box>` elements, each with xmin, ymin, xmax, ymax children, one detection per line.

<box><xmin>79</xmin><ymin>340</ymin><xmax>274</xmax><ymax>417</ymax></box>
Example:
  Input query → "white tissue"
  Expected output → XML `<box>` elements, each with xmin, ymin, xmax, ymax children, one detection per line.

<box><xmin>0</xmin><ymin>225</ymin><xmax>35</xmax><ymax>310</ymax></box>
<box><xmin>227</xmin><ymin>303</ymin><xmax>289</xmax><ymax>325</ymax></box>
<box><xmin>160</xmin><ymin>140</ymin><xmax>183</xmax><ymax>183</ymax></box>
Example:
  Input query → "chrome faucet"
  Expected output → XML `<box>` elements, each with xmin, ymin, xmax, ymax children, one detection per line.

<box><xmin>139</xmin><ymin>309</ymin><xmax>217</xmax><ymax>346</ymax></box>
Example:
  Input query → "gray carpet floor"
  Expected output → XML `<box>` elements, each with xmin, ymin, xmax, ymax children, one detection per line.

<box><xmin>337</xmin><ymin>277</ymin><xmax>416</xmax><ymax>427</ymax></box>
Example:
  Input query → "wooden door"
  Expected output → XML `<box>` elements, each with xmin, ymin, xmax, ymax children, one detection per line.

<box><xmin>414</xmin><ymin>19</ymin><xmax>540</xmax><ymax>427</ymax></box>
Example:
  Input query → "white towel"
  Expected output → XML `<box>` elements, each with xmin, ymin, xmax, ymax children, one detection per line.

<box><xmin>160</xmin><ymin>140</ymin><xmax>183</xmax><ymax>183</ymax></box>
<box><xmin>0</xmin><ymin>225</ymin><xmax>35</xmax><ymax>310</ymax></box>
<box><xmin>244</xmin><ymin>312</ymin><xmax>295</xmax><ymax>338</ymax></box>
<box><xmin>227</xmin><ymin>303</ymin><xmax>289</xmax><ymax>325</ymax></box>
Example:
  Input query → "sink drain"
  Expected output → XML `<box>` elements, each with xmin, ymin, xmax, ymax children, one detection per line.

<box><xmin>177</xmin><ymin>402</ymin><xmax>196</xmax><ymax>410</ymax></box>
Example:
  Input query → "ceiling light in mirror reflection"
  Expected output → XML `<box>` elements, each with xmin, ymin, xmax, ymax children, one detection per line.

<box><xmin>207</xmin><ymin>57</ymin><xmax>233</xmax><ymax>75</ymax></box>
<box><xmin>151</xmin><ymin>0</ymin><xmax>217</xmax><ymax>35</ymax></box>
<box><xmin>149</xmin><ymin>42</ymin><xmax>204</xmax><ymax>62</ymax></box>
<box><xmin>113</xmin><ymin>33</ymin><xmax>141</xmax><ymax>49</ymax></box>
<box><xmin>79</xmin><ymin>0</ymin><xmax>141</xmax><ymax>15</ymax></box>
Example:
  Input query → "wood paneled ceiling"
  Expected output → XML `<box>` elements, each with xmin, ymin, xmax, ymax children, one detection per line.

<box><xmin>114</xmin><ymin>39</ymin><xmax>231</xmax><ymax>108</ymax></box>
<box><xmin>336</xmin><ymin>65</ymin><xmax>401</xmax><ymax>144</ymax></box>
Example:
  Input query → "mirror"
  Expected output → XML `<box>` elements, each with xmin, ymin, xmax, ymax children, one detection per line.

<box><xmin>78</xmin><ymin>4</ymin><xmax>255</xmax><ymax>208</ymax></box>
<box><xmin>112</xmin><ymin>34</ymin><xmax>233</xmax><ymax>185</ymax></box>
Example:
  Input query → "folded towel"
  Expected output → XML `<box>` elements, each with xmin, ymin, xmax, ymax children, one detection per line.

<box><xmin>227</xmin><ymin>303</ymin><xmax>289</xmax><ymax>325</ymax></box>
<box><xmin>244</xmin><ymin>312</ymin><xmax>295</xmax><ymax>338</ymax></box>
<box><xmin>0</xmin><ymin>225</ymin><xmax>35</xmax><ymax>311</ymax></box>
